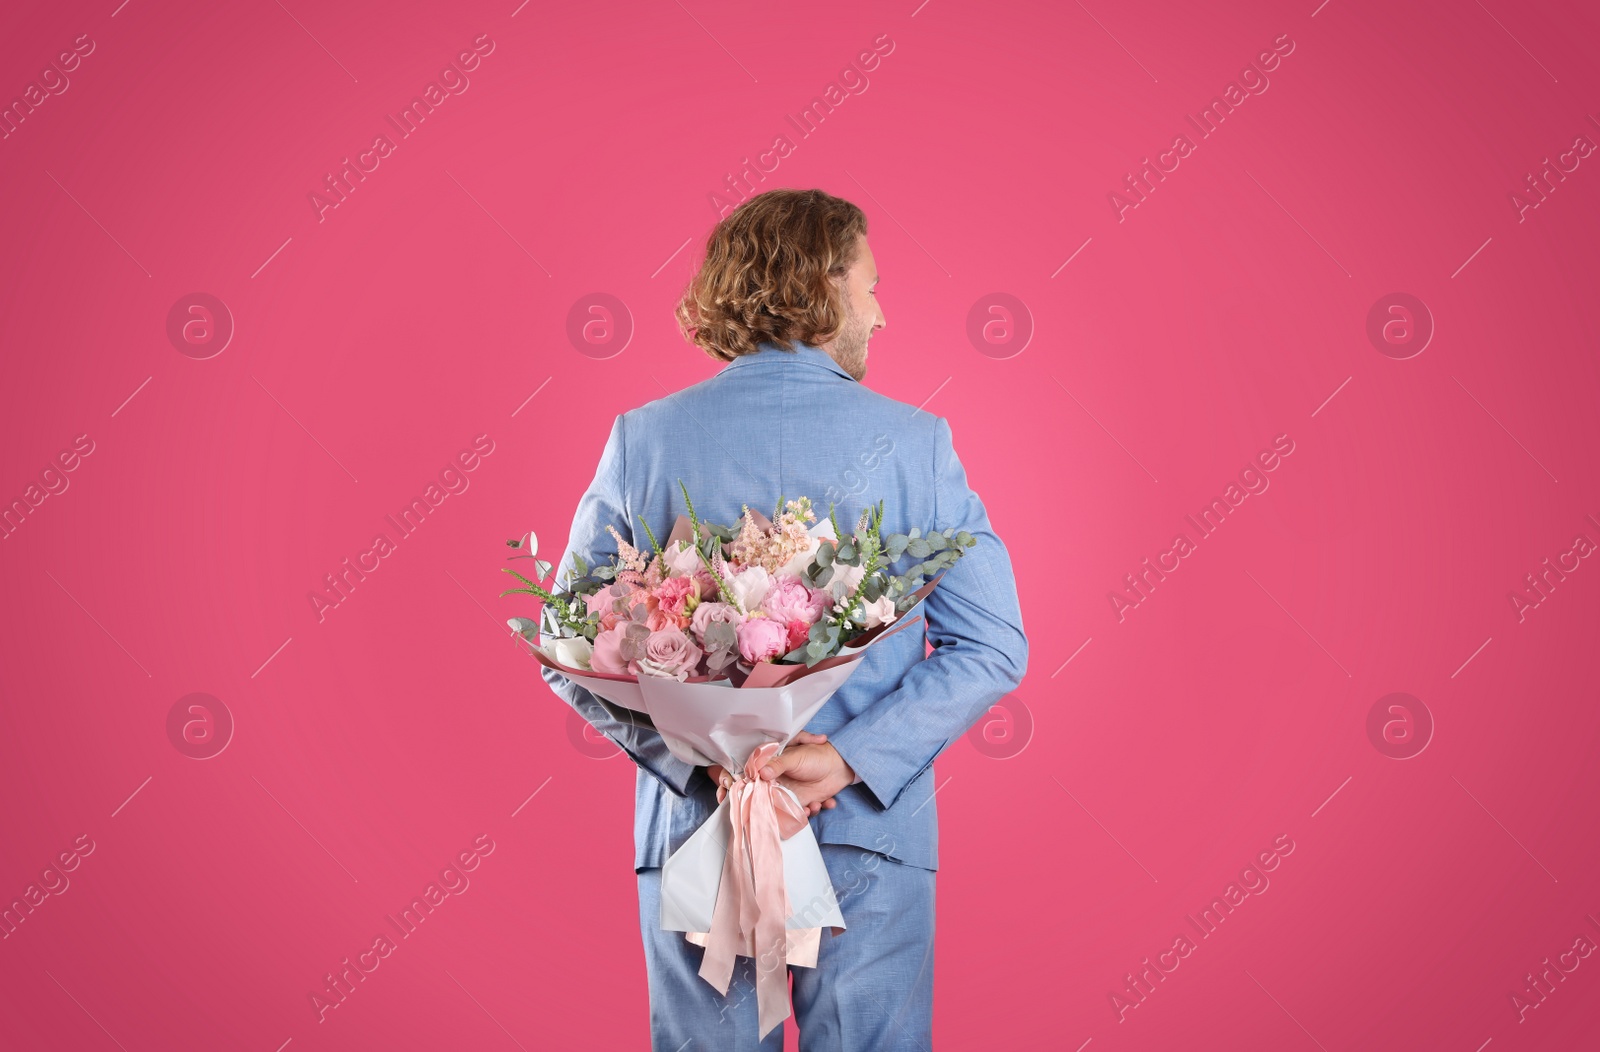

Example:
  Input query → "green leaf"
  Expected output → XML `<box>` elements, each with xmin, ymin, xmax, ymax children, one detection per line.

<box><xmin>507</xmin><ymin>617</ymin><xmax>540</xmax><ymax>640</ymax></box>
<box><xmin>573</xmin><ymin>553</ymin><xmax>588</xmax><ymax>575</ymax></box>
<box><xmin>534</xmin><ymin>558</ymin><xmax>553</xmax><ymax>578</ymax></box>
<box><xmin>906</xmin><ymin>539</ymin><xmax>931</xmax><ymax>558</ymax></box>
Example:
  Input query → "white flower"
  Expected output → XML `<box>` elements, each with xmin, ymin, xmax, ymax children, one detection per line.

<box><xmin>726</xmin><ymin>565</ymin><xmax>774</xmax><ymax>613</ymax></box>
<box><xmin>860</xmin><ymin>596</ymin><xmax>898</xmax><ymax>630</ymax></box>
<box><xmin>827</xmin><ymin>563</ymin><xmax>866</xmax><ymax>602</ymax></box>
<box><xmin>662</xmin><ymin>539</ymin><xmax>701</xmax><ymax>577</ymax></box>
<box><xmin>547</xmin><ymin>636</ymin><xmax>593</xmax><ymax>670</ymax></box>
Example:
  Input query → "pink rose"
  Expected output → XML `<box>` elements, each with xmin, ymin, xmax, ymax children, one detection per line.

<box><xmin>762</xmin><ymin>574</ymin><xmax>831</xmax><ymax>626</ymax></box>
<box><xmin>636</xmin><ymin>626</ymin><xmax>704</xmax><ymax>681</ymax></box>
<box><xmin>589</xmin><ymin>622</ymin><xmax>633</xmax><ymax>675</ymax></box>
<box><xmin>737</xmin><ymin>615</ymin><xmax>789</xmax><ymax>665</ymax></box>
<box><xmin>690</xmin><ymin>601</ymin><xmax>745</xmax><ymax>642</ymax></box>
<box><xmin>654</xmin><ymin>576</ymin><xmax>697</xmax><ymax>625</ymax></box>
<box><xmin>784</xmin><ymin>618</ymin><xmax>810</xmax><ymax>652</ymax></box>
<box><xmin>585</xmin><ymin>583</ymin><xmax>630</xmax><ymax>619</ymax></box>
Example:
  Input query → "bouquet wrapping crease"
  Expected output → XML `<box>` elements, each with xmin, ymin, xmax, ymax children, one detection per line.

<box><xmin>509</xmin><ymin>491</ymin><xmax>972</xmax><ymax>1038</ymax></box>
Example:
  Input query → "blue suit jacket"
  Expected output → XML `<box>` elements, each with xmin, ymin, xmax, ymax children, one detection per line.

<box><xmin>542</xmin><ymin>340</ymin><xmax>1028</xmax><ymax>872</ymax></box>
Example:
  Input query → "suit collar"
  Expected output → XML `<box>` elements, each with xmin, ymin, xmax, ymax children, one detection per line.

<box><xmin>721</xmin><ymin>340</ymin><xmax>856</xmax><ymax>383</ymax></box>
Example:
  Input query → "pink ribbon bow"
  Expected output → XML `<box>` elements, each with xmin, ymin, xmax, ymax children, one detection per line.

<box><xmin>697</xmin><ymin>740</ymin><xmax>808</xmax><ymax>1038</ymax></box>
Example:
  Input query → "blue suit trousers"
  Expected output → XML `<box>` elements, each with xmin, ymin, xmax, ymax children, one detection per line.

<box><xmin>637</xmin><ymin>845</ymin><xmax>936</xmax><ymax>1051</ymax></box>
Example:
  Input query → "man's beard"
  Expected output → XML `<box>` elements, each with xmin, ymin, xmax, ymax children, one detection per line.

<box><xmin>831</xmin><ymin>303</ymin><xmax>871</xmax><ymax>381</ymax></box>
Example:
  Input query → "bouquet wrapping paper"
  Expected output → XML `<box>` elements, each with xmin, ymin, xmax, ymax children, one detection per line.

<box><xmin>533</xmin><ymin>607</ymin><xmax>928</xmax><ymax>1037</ymax></box>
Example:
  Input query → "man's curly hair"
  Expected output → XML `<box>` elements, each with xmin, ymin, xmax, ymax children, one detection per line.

<box><xmin>675</xmin><ymin>189</ymin><xmax>868</xmax><ymax>363</ymax></box>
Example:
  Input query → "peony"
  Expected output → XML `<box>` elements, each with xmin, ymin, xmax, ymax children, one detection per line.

<box><xmin>661</xmin><ymin>539</ymin><xmax>702</xmax><ymax>577</ymax></box>
<box><xmin>636</xmin><ymin>626</ymin><xmax>703</xmax><ymax>681</ymax></box>
<box><xmin>784</xmin><ymin>618</ymin><xmax>810</xmax><ymax>652</ymax></box>
<box><xmin>546</xmin><ymin>636</ymin><xmax>593</xmax><ymax>671</ymax></box>
<box><xmin>725</xmin><ymin>565</ymin><xmax>774</xmax><ymax>613</ymax></box>
<box><xmin>737</xmin><ymin>615</ymin><xmax>790</xmax><ymax>665</ymax></box>
<box><xmin>654</xmin><ymin>576</ymin><xmax>697</xmax><ymax>626</ymax></box>
<box><xmin>762</xmin><ymin>573</ymin><xmax>832</xmax><ymax>626</ymax></box>
<box><xmin>690</xmin><ymin>601</ymin><xmax>745</xmax><ymax>642</ymax></box>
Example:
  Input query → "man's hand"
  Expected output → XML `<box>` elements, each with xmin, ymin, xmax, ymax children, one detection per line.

<box><xmin>705</xmin><ymin>731</ymin><xmax>842</xmax><ymax>840</ymax></box>
<box><xmin>760</xmin><ymin>739</ymin><xmax>856</xmax><ymax>811</ymax></box>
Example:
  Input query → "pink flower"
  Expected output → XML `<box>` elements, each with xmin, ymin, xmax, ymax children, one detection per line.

<box><xmin>693</xmin><ymin>569</ymin><xmax>718</xmax><ymax>600</ymax></box>
<box><xmin>737</xmin><ymin>615</ymin><xmax>790</xmax><ymax>664</ymax></box>
<box><xmin>784</xmin><ymin>618</ymin><xmax>810</xmax><ymax>652</ymax></box>
<box><xmin>762</xmin><ymin>574</ymin><xmax>831</xmax><ymax>626</ymax></box>
<box><xmin>589</xmin><ymin>623</ymin><xmax>633</xmax><ymax>675</ymax></box>
<box><xmin>690</xmin><ymin>601</ymin><xmax>745</xmax><ymax>642</ymax></box>
<box><xmin>654</xmin><ymin>576</ymin><xmax>697</xmax><ymax>626</ymax></box>
<box><xmin>636</xmin><ymin>626</ymin><xmax>703</xmax><ymax>681</ymax></box>
<box><xmin>585</xmin><ymin>583</ymin><xmax>628</xmax><ymax>620</ymax></box>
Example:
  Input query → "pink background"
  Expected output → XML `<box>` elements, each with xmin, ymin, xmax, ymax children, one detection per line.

<box><xmin>3</xmin><ymin>0</ymin><xmax>1599</xmax><ymax>1048</ymax></box>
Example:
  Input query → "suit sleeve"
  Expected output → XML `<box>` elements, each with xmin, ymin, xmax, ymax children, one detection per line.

<box><xmin>826</xmin><ymin>415</ymin><xmax>1029</xmax><ymax>810</ymax></box>
<box><xmin>539</xmin><ymin>413</ymin><xmax>701</xmax><ymax>798</ymax></box>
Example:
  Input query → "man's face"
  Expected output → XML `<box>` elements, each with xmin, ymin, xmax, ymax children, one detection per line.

<box><xmin>822</xmin><ymin>235</ymin><xmax>884</xmax><ymax>381</ymax></box>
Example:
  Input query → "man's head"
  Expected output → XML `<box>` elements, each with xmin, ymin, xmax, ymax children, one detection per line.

<box><xmin>676</xmin><ymin>189</ymin><xmax>885</xmax><ymax>381</ymax></box>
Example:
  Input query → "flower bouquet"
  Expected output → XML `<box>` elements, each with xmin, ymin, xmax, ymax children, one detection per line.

<box><xmin>506</xmin><ymin>485</ymin><xmax>974</xmax><ymax>1037</ymax></box>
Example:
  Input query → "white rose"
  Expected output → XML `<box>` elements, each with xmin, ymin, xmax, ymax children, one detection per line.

<box><xmin>726</xmin><ymin>565</ymin><xmax>774</xmax><ymax>613</ymax></box>
<box><xmin>547</xmin><ymin>636</ymin><xmax>593</xmax><ymax>670</ymax></box>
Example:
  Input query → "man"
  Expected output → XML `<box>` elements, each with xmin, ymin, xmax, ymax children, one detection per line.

<box><xmin>542</xmin><ymin>188</ymin><xmax>1027</xmax><ymax>1050</ymax></box>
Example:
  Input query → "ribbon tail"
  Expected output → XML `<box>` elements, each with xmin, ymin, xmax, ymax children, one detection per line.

<box><xmin>749</xmin><ymin>782</ymin><xmax>795</xmax><ymax>1038</ymax></box>
<box><xmin>696</xmin><ymin>802</ymin><xmax>746</xmax><ymax>996</ymax></box>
